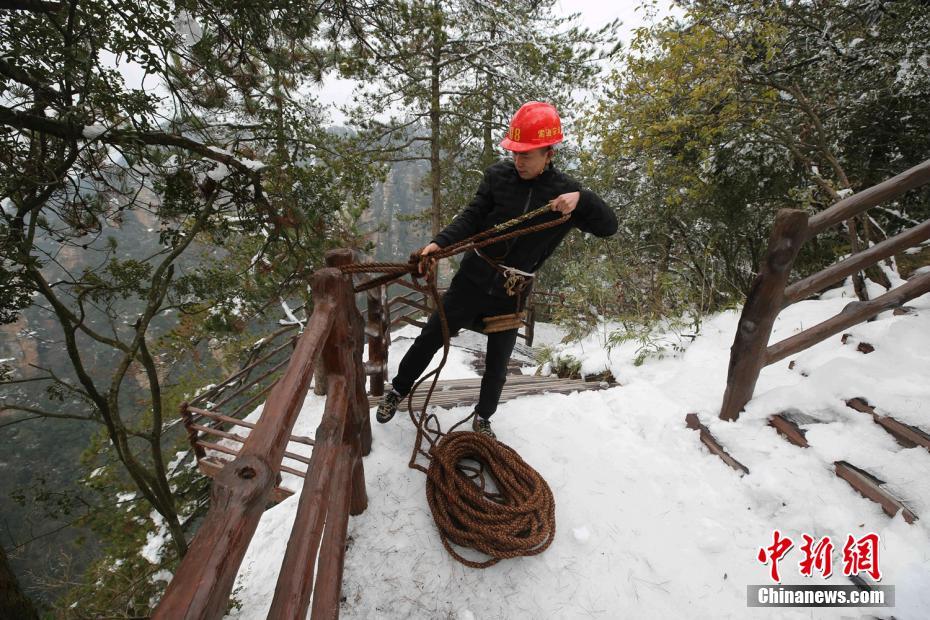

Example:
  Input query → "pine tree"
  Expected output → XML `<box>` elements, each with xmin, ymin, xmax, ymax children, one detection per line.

<box><xmin>341</xmin><ymin>0</ymin><xmax>617</xmax><ymax>239</ymax></box>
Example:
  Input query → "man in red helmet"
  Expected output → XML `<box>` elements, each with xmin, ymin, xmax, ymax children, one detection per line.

<box><xmin>377</xmin><ymin>101</ymin><xmax>618</xmax><ymax>439</ymax></box>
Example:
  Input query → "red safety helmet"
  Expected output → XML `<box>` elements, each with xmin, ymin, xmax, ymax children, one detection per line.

<box><xmin>499</xmin><ymin>101</ymin><xmax>563</xmax><ymax>153</ymax></box>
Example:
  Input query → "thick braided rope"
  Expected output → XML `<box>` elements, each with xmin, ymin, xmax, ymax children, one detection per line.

<box><xmin>339</xmin><ymin>204</ymin><xmax>568</xmax><ymax>284</ymax></box>
<box><xmin>424</xmin><ymin>431</ymin><xmax>556</xmax><ymax>568</ymax></box>
<box><xmin>337</xmin><ymin>203</ymin><xmax>564</xmax><ymax>567</ymax></box>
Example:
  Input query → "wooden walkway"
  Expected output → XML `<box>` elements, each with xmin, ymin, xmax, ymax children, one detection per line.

<box><xmin>397</xmin><ymin>374</ymin><xmax>616</xmax><ymax>412</ymax></box>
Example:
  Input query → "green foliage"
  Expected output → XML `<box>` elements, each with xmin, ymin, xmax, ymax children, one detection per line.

<box><xmin>56</xmin><ymin>432</ymin><xmax>207</xmax><ymax>617</ymax></box>
<box><xmin>1</xmin><ymin>0</ymin><xmax>378</xmax><ymax>611</ymax></box>
<box><xmin>606</xmin><ymin>314</ymin><xmax>696</xmax><ymax>367</ymax></box>
<box><xmin>578</xmin><ymin>0</ymin><xmax>930</xmax><ymax>328</ymax></box>
<box><xmin>534</xmin><ymin>346</ymin><xmax>582</xmax><ymax>379</ymax></box>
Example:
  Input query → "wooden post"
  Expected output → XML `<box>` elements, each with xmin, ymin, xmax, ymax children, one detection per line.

<box><xmin>267</xmin><ymin>375</ymin><xmax>349</xmax><ymax>618</ymax></box>
<box><xmin>719</xmin><ymin>209</ymin><xmax>808</xmax><ymax>421</ymax></box>
<box><xmin>524</xmin><ymin>302</ymin><xmax>535</xmax><ymax>347</ymax></box>
<box><xmin>313</xmin><ymin>353</ymin><xmax>327</xmax><ymax>396</ymax></box>
<box><xmin>309</xmin><ymin>444</ymin><xmax>355</xmax><ymax>619</ymax></box>
<box><xmin>180</xmin><ymin>401</ymin><xmax>205</xmax><ymax>460</ymax></box>
<box><xmin>268</xmin><ymin>255</ymin><xmax>368</xmax><ymax>618</ymax></box>
<box><xmin>380</xmin><ymin>283</ymin><xmax>390</xmax><ymax>390</ymax></box>
<box><xmin>326</xmin><ymin>249</ymin><xmax>373</xmax><ymax>460</ymax></box>
<box><xmin>367</xmin><ymin>287</ymin><xmax>386</xmax><ymax>397</ymax></box>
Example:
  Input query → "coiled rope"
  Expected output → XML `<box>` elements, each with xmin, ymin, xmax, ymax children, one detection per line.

<box><xmin>338</xmin><ymin>203</ymin><xmax>565</xmax><ymax>567</ymax></box>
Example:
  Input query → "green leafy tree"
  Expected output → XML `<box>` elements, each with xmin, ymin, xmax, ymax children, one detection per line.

<box><xmin>0</xmin><ymin>0</ymin><xmax>373</xmax><ymax>577</ymax></box>
<box><xmin>582</xmin><ymin>0</ymin><xmax>930</xmax><ymax>317</ymax></box>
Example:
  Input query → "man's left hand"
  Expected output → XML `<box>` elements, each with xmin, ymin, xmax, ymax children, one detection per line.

<box><xmin>549</xmin><ymin>191</ymin><xmax>580</xmax><ymax>215</ymax></box>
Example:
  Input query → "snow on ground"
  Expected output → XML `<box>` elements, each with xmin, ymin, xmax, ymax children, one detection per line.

<box><xmin>225</xmin><ymin>279</ymin><xmax>930</xmax><ymax>619</ymax></box>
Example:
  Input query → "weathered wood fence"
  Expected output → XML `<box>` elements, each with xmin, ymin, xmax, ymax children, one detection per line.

<box><xmin>156</xmin><ymin>249</ymin><xmax>371</xmax><ymax>619</ymax></box>
<box><xmin>162</xmin><ymin>246</ymin><xmax>571</xmax><ymax>617</ymax></box>
<box><xmin>720</xmin><ymin>159</ymin><xmax>930</xmax><ymax>421</ymax></box>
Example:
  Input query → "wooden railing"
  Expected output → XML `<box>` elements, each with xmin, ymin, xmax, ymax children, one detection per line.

<box><xmin>720</xmin><ymin>159</ymin><xmax>930</xmax><ymax>421</ymax></box>
<box><xmin>160</xmin><ymin>246</ymin><xmax>568</xmax><ymax>616</ymax></box>
<box><xmin>155</xmin><ymin>249</ymin><xmax>371</xmax><ymax>619</ymax></box>
<box><xmin>179</xmin><ymin>322</ymin><xmax>308</xmax><ymax>501</ymax></box>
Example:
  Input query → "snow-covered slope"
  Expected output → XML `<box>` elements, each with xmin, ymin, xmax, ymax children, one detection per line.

<box><xmin>227</xmin><ymin>280</ymin><xmax>930</xmax><ymax>619</ymax></box>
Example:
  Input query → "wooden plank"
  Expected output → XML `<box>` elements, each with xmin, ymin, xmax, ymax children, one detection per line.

<box><xmin>189</xmin><ymin>406</ymin><xmax>258</xmax><ymax>431</ymax></box>
<box><xmin>396</xmin><ymin>377</ymin><xmax>614</xmax><ymax>411</ymax></box>
<box><xmin>390</xmin><ymin>294</ymin><xmax>431</xmax><ymax>314</ymax></box>
<box><xmin>415</xmin><ymin>374</ymin><xmax>588</xmax><ymax>387</ymax></box>
<box><xmin>768</xmin><ymin>414</ymin><xmax>809</xmax><ymax>448</ymax></box>
<box><xmin>834</xmin><ymin>461</ymin><xmax>917</xmax><ymax>524</ymax></box>
<box><xmin>190</xmin><ymin>424</ymin><xmax>313</xmax><ymax>467</ymax></box>
<box><xmin>189</xmin><ymin>407</ymin><xmax>314</xmax><ymax>447</ymax></box>
<box><xmin>393</xmin><ymin>315</ymin><xmax>427</xmax><ymax>329</ymax></box>
<box><xmin>410</xmin><ymin>379</ymin><xmax>571</xmax><ymax>395</ymax></box>
<box><xmin>846</xmin><ymin>398</ymin><xmax>930</xmax><ymax>452</ymax></box>
<box><xmin>197</xmin><ymin>441</ymin><xmax>307</xmax><ymax>479</ymax></box>
<box><xmin>421</xmin><ymin>378</ymin><xmax>607</xmax><ymax>395</ymax></box>
<box><xmin>685</xmin><ymin>413</ymin><xmax>750</xmax><ymax>475</ymax></box>
<box><xmin>189</xmin><ymin>329</ymin><xmax>298</xmax><ymax>408</ymax></box>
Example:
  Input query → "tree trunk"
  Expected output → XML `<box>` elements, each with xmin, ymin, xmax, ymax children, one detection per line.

<box><xmin>846</xmin><ymin>216</ymin><xmax>870</xmax><ymax>302</ymax></box>
<box><xmin>429</xmin><ymin>0</ymin><xmax>442</xmax><ymax>238</ymax></box>
<box><xmin>480</xmin><ymin>72</ymin><xmax>495</xmax><ymax>169</ymax></box>
<box><xmin>0</xmin><ymin>546</ymin><xmax>39</xmax><ymax>620</ymax></box>
<box><xmin>479</xmin><ymin>24</ymin><xmax>497</xmax><ymax>170</ymax></box>
<box><xmin>860</xmin><ymin>216</ymin><xmax>893</xmax><ymax>288</ymax></box>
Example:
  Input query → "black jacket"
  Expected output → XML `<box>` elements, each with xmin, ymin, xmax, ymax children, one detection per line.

<box><xmin>433</xmin><ymin>159</ymin><xmax>618</xmax><ymax>296</ymax></box>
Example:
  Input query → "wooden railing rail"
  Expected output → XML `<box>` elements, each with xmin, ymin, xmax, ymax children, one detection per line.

<box><xmin>720</xmin><ymin>159</ymin><xmax>930</xmax><ymax>421</ymax></box>
<box><xmin>190</xmin><ymin>323</ymin><xmax>302</xmax><ymax>409</ymax></box>
<box><xmin>783</xmin><ymin>219</ymin><xmax>930</xmax><ymax>306</ymax></box>
<box><xmin>156</xmin><ymin>252</ymin><xmax>370</xmax><ymax>619</ymax></box>
<box><xmin>806</xmin><ymin>159</ymin><xmax>930</xmax><ymax>237</ymax></box>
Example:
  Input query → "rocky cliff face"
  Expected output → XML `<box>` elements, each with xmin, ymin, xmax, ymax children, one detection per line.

<box><xmin>363</xmin><ymin>160</ymin><xmax>431</xmax><ymax>261</ymax></box>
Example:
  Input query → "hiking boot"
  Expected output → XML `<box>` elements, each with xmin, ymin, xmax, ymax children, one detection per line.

<box><xmin>376</xmin><ymin>389</ymin><xmax>403</xmax><ymax>423</ymax></box>
<box><xmin>472</xmin><ymin>415</ymin><xmax>496</xmax><ymax>440</ymax></box>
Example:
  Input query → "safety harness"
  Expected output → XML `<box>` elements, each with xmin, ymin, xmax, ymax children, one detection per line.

<box><xmin>473</xmin><ymin>248</ymin><xmax>535</xmax><ymax>333</ymax></box>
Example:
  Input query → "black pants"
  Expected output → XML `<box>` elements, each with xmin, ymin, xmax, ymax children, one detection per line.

<box><xmin>391</xmin><ymin>277</ymin><xmax>519</xmax><ymax>419</ymax></box>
